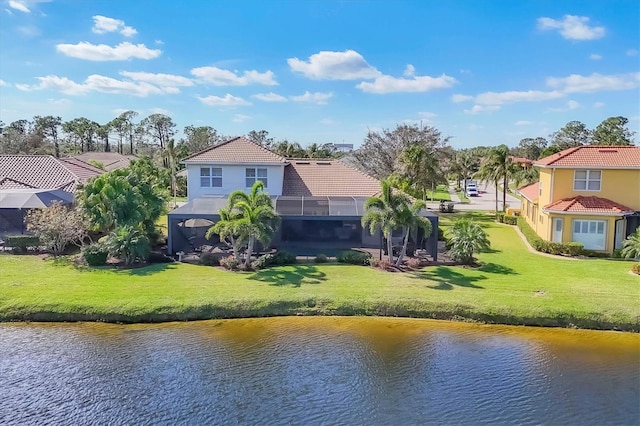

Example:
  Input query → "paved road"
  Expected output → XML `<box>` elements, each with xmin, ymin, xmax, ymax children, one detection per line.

<box><xmin>426</xmin><ymin>182</ymin><xmax>521</xmax><ymax>212</ymax></box>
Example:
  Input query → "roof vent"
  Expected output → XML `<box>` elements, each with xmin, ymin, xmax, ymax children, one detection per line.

<box><xmin>295</xmin><ymin>161</ymin><xmax>310</xmax><ymax>165</ymax></box>
<box><xmin>598</xmin><ymin>149</ymin><xmax>618</xmax><ymax>153</ymax></box>
<box><xmin>316</xmin><ymin>161</ymin><xmax>331</xmax><ymax>165</ymax></box>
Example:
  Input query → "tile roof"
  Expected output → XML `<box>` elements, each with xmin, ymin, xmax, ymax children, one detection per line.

<box><xmin>510</xmin><ymin>156</ymin><xmax>534</xmax><ymax>165</ymax></box>
<box><xmin>0</xmin><ymin>155</ymin><xmax>103</xmax><ymax>193</ymax></box>
<box><xmin>543</xmin><ymin>195</ymin><xmax>635</xmax><ymax>215</ymax></box>
<box><xmin>517</xmin><ymin>182</ymin><xmax>539</xmax><ymax>202</ymax></box>
<box><xmin>182</xmin><ymin>137</ymin><xmax>287</xmax><ymax>164</ymax></box>
<box><xmin>535</xmin><ymin>146</ymin><xmax>640</xmax><ymax>168</ymax></box>
<box><xmin>69</xmin><ymin>152</ymin><xmax>137</xmax><ymax>171</ymax></box>
<box><xmin>282</xmin><ymin>160</ymin><xmax>382</xmax><ymax>197</ymax></box>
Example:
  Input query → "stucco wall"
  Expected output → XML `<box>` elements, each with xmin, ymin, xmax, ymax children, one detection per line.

<box><xmin>551</xmin><ymin>168</ymin><xmax>640</xmax><ymax>210</ymax></box>
<box><xmin>186</xmin><ymin>164</ymin><xmax>285</xmax><ymax>199</ymax></box>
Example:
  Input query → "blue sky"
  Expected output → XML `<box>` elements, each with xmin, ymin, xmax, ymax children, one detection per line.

<box><xmin>0</xmin><ymin>0</ymin><xmax>638</xmax><ymax>149</ymax></box>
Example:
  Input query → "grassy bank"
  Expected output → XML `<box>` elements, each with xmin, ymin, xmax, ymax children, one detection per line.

<box><xmin>1</xmin><ymin>222</ymin><xmax>638</xmax><ymax>330</ymax></box>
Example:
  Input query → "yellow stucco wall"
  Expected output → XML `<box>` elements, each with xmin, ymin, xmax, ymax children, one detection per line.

<box><xmin>547</xmin><ymin>214</ymin><xmax>619</xmax><ymax>253</ymax></box>
<box><xmin>550</xmin><ymin>168</ymin><xmax>640</xmax><ymax>210</ymax></box>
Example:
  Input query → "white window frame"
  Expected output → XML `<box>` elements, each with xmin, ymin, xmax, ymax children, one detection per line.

<box><xmin>245</xmin><ymin>167</ymin><xmax>268</xmax><ymax>188</ymax></box>
<box><xmin>572</xmin><ymin>219</ymin><xmax>606</xmax><ymax>250</ymax></box>
<box><xmin>200</xmin><ymin>167</ymin><xmax>222</xmax><ymax>188</ymax></box>
<box><xmin>573</xmin><ymin>170</ymin><xmax>601</xmax><ymax>191</ymax></box>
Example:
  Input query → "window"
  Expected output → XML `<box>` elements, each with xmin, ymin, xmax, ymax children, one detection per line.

<box><xmin>246</xmin><ymin>167</ymin><xmax>268</xmax><ymax>187</ymax></box>
<box><xmin>574</xmin><ymin>170</ymin><xmax>601</xmax><ymax>191</ymax></box>
<box><xmin>572</xmin><ymin>219</ymin><xmax>606</xmax><ymax>250</ymax></box>
<box><xmin>200</xmin><ymin>167</ymin><xmax>222</xmax><ymax>187</ymax></box>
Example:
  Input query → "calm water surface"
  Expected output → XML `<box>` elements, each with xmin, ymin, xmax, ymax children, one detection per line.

<box><xmin>0</xmin><ymin>317</ymin><xmax>638</xmax><ymax>425</ymax></box>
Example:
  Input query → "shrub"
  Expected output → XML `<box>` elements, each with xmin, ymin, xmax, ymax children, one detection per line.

<box><xmin>496</xmin><ymin>213</ymin><xmax>505</xmax><ymax>223</ymax></box>
<box><xmin>199</xmin><ymin>252</ymin><xmax>220</xmax><ymax>266</ymax></box>
<box><xmin>82</xmin><ymin>243</ymin><xmax>108</xmax><ymax>266</ymax></box>
<box><xmin>447</xmin><ymin>219</ymin><xmax>490</xmax><ymax>265</ymax></box>
<box><xmin>405</xmin><ymin>258</ymin><xmax>421</xmax><ymax>269</ymax></box>
<box><xmin>315</xmin><ymin>253</ymin><xmax>328</xmax><ymax>263</ymax></box>
<box><xmin>437</xmin><ymin>227</ymin><xmax>447</xmax><ymax>241</ymax></box>
<box><xmin>147</xmin><ymin>251</ymin><xmax>175</xmax><ymax>263</ymax></box>
<box><xmin>563</xmin><ymin>242</ymin><xmax>584</xmax><ymax>256</ymax></box>
<box><xmin>376</xmin><ymin>259</ymin><xmax>394</xmax><ymax>270</ymax></box>
<box><xmin>220</xmin><ymin>256</ymin><xmax>239</xmax><ymax>270</ymax></box>
<box><xmin>251</xmin><ymin>253</ymin><xmax>274</xmax><ymax>269</ymax></box>
<box><xmin>503</xmin><ymin>215</ymin><xmax>518</xmax><ymax>225</ymax></box>
<box><xmin>271</xmin><ymin>250</ymin><xmax>297</xmax><ymax>266</ymax></box>
<box><xmin>103</xmin><ymin>225</ymin><xmax>150</xmax><ymax>265</ymax></box>
<box><xmin>25</xmin><ymin>202</ymin><xmax>87</xmax><ymax>255</ymax></box>
<box><xmin>547</xmin><ymin>242</ymin><xmax>564</xmax><ymax>256</ymax></box>
<box><xmin>7</xmin><ymin>235</ymin><xmax>41</xmax><ymax>253</ymax></box>
<box><xmin>631</xmin><ymin>263</ymin><xmax>640</xmax><ymax>275</ymax></box>
<box><xmin>337</xmin><ymin>250</ymin><xmax>371</xmax><ymax>265</ymax></box>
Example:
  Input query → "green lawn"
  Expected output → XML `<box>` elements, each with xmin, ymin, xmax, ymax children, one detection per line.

<box><xmin>0</xmin><ymin>218</ymin><xmax>638</xmax><ymax>330</ymax></box>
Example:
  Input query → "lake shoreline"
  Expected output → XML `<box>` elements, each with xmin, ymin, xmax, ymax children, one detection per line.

<box><xmin>3</xmin><ymin>306</ymin><xmax>638</xmax><ymax>332</ymax></box>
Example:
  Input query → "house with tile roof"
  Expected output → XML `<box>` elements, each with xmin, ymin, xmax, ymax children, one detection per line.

<box><xmin>0</xmin><ymin>155</ymin><xmax>104</xmax><ymax>233</ymax></box>
<box><xmin>168</xmin><ymin>137</ymin><xmax>438</xmax><ymax>258</ymax></box>
<box><xmin>518</xmin><ymin>146</ymin><xmax>640</xmax><ymax>253</ymax></box>
<box><xmin>69</xmin><ymin>152</ymin><xmax>138</xmax><ymax>172</ymax></box>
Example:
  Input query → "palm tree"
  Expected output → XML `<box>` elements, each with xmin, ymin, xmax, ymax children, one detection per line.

<box><xmin>228</xmin><ymin>181</ymin><xmax>279</xmax><ymax>267</ymax></box>
<box><xmin>396</xmin><ymin>144</ymin><xmax>442</xmax><ymax>201</ymax></box>
<box><xmin>475</xmin><ymin>145</ymin><xmax>516</xmax><ymax>212</ymax></box>
<box><xmin>447</xmin><ymin>219</ymin><xmax>490</xmax><ymax>265</ymax></box>
<box><xmin>205</xmin><ymin>206</ymin><xmax>244</xmax><ymax>263</ymax></box>
<box><xmin>394</xmin><ymin>200</ymin><xmax>433</xmax><ymax>267</ymax></box>
<box><xmin>621</xmin><ymin>228</ymin><xmax>640</xmax><ymax>259</ymax></box>
<box><xmin>361</xmin><ymin>179</ymin><xmax>410</xmax><ymax>263</ymax></box>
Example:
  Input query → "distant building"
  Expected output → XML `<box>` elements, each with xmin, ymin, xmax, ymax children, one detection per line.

<box><xmin>331</xmin><ymin>143</ymin><xmax>354</xmax><ymax>153</ymax></box>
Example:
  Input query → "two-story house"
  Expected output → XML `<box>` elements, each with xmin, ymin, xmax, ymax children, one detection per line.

<box><xmin>518</xmin><ymin>146</ymin><xmax>640</xmax><ymax>253</ymax></box>
<box><xmin>167</xmin><ymin>137</ymin><xmax>439</xmax><ymax>258</ymax></box>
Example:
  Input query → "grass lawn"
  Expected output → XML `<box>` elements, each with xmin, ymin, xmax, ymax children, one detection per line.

<box><xmin>456</xmin><ymin>191</ymin><xmax>470</xmax><ymax>203</ymax></box>
<box><xmin>1</xmin><ymin>215</ymin><xmax>638</xmax><ymax>330</ymax></box>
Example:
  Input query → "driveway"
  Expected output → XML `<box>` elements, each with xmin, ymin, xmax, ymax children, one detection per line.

<box><xmin>453</xmin><ymin>182</ymin><xmax>521</xmax><ymax>212</ymax></box>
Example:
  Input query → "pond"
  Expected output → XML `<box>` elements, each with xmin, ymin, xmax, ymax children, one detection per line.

<box><xmin>0</xmin><ymin>317</ymin><xmax>638</xmax><ymax>425</ymax></box>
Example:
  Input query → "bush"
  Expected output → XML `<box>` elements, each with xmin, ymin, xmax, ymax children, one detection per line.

<box><xmin>315</xmin><ymin>253</ymin><xmax>328</xmax><ymax>263</ymax></box>
<box><xmin>199</xmin><ymin>252</ymin><xmax>219</xmax><ymax>266</ymax></box>
<box><xmin>7</xmin><ymin>235</ymin><xmax>40</xmax><ymax>253</ymax></box>
<box><xmin>405</xmin><ymin>258</ymin><xmax>421</xmax><ymax>269</ymax></box>
<box><xmin>82</xmin><ymin>243</ymin><xmax>108</xmax><ymax>266</ymax></box>
<box><xmin>147</xmin><ymin>251</ymin><xmax>174</xmax><ymax>263</ymax></box>
<box><xmin>271</xmin><ymin>250</ymin><xmax>297</xmax><ymax>266</ymax></box>
<box><xmin>631</xmin><ymin>263</ymin><xmax>640</xmax><ymax>275</ymax></box>
<box><xmin>496</xmin><ymin>213</ymin><xmax>505</xmax><ymax>223</ymax></box>
<box><xmin>437</xmin><ymin>227</ymin><xmax>447</xmax><ymax>241</ymax></box>
<box><xmin>251</xmin><ymin>253</ymin><xmax>274</xmax><ymax>269</ymax></box>
<box><xmin>564</xmin><ymin>242</ymin><xmax>584</xmax><ymax>256</ymax></box>
<box><xmin>337</xmin><ymin>250</ymin><xmax>371</xmax><ymax>265</ymax></box>
<box><xmin>103</xmin><ymin>226</ymin><xmax>150</xmax><ymax>265</ymax></box>
<box><xmin>503</xmin><ymin>215</ymin><xmax>518</xmax><ymax>225</ymax></box>
<box><xmin>220</xmin><ymin>256</ymin><xmax>239</xmax><ymax>270</ymax></box>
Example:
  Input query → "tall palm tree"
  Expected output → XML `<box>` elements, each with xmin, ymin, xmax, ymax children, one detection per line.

<box><xmin>361</xmin><ymin>179</ymin><xmax>410</xmax><ymax>263</ymax></box>
<box><xmin>228</xmin><ymin>181</ymin><xmax>279</xmax><ymax>267</ymax></box>
<box><xmin>394</xmin><ymin>200</ymin><xmax>433</xmax><ymax>267</ymax></box>
<box><xmin>476</xmin><ymin>145</ymin><xmax>516</xmax><ymax>212</ymax></box>
<box><xmin>205</xmin><ymin>206</ymin><xmax>245</xmax><ymax>263</ymax></box>
<box><xmin>396</xmin><ymin>144</ymin><xmax>441</xmax><ymax>201</ymax></box>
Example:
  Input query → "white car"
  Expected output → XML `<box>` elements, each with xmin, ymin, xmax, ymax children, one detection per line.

<box><xmin>466</xmin><ymin>186</ymin><xmax>478</xmax><ymax>197</ymax></box>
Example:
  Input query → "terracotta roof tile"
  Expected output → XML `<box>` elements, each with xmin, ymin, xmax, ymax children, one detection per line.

<box><xmin>517</xmin><ymin>182</ymin><xmax>539</xmax><ymax>202</ymax></box>
<box><xmin>544</xmin><ymin>195</ymin><xmax>635</xmax><ymax>214</ymax></box>
<box><xmin>0</xmin><ymin>155</ymin><xmax>103</xmax><ymax>193</ymax></box>
<box><xmin>69</xmin><ymin>152</ymin><xmax>137</xmax><ymax>171</ymax></box>
<box><xmin>183</xmin><ymin>137</ymin><xmax>287</xmax><ymax>164</ymax></box>
<box><xmin>282</xmin><ymin>160</ymin><xmax>382</xmax><ymax>197</ymax></box>
<box><xmin>535</xmin><ymin>146</ymin><xmax>640</xmax><ymax>168</ymax></box>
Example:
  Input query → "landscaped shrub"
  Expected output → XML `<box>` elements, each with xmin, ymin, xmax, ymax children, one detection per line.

<box><xmin>220</xmin><ymin>256</ymin><xmax>239</xmax><ymax>270</ymax></box>
<box><xmin>405</xmin><ymin>258</ymin><xmax>421</xmax><ymax>269</ymax></box>
<box><xmin>503</xmin><ymin>215</ymin><xmax>518</xmax><ymax>225</ymax></box>
<box><xmin>631</xmin><ymin>263</ymin><xmax>640</xmax><ymax>275</ymax></box>
<box><xmin>147</xmin><ymin>251</ymin><xmax>175</xmax><ymax>263</ymax></box>
<box><xmin>583</xmin><ymin>250</ymin><xmax>610</xmax><ymax>258</ymax></box>
<box><xmin>271</xmin><ymin>250</ymin><xmax>297</xmax><ymax>266</ymax></box>
<box><xmin>7</xmin><ymin>235</ymin><xmax>41</xmax><ymax>253</ymax></box>
<box><xmin>517</xmin><ymin>218</ymin><xmax>585</xmax><ymax>256</ymax></box>
<box><xmin>437</xmin><ymin>227</ymin><xmax>447</xmax><ymax>241</ymax></box>
<box><xmin>496</xmin><ymin>213</ymin><xmax>505</xmax><ymax>223</ymax></box>
<box><xmin>547</xmin><ymin>242</ymin><xmax>564</xmax><ymax>256</ymax></box>
<box><xmin>82</xmin><ymin>243</ymin><xmax>108</xmax><ymax>266</ymax></box>
<box><xmin>337</xmin><ymin>250</ymin><xmax>371</xmax><ymax>265</ymax></box>
<box><xmin>564</xmin><ymin>242</ymin><xmax>584</xmax><ymax>256</ymax></box>
<box><xmin>199</xmin><ymin>252</ymin><xmax>220</xmax><ymax>266</ymax></box>
<box><xmin>315</xmin><ymin>253</ymin><xmax>328</xmax><ymax>263</ymax></box>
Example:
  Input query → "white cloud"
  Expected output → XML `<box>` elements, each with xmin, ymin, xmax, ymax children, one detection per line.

<box><xmin>15</xmin><ymin>74</ymin><xmax>178</xmax><ymax>96</ymax></box>
<box><xmin>119</xmin><ymin>71</ymin><xmax>193</xmax><ymax>87</ymax></box>
<box><xmin>357</xmin><ymin>73</ymin><xmax>457</xmax><ymax>94</ymax></box>
<box><xmin>627</xmin><ymin>49</ymin><xmax>638</xmax><ymax>57</ymax></box>
<box><xmin>47</xmin><ymin>98</ymin><xmax>70</xmax><ymax>104</ymax></box>
<box><xmin>546</xmin><ymin>72</ymin><xmax>640</xmax><ymax>93</ymax></box>
<box><xmin>459</xmin><ymin>69</ymin><xmax>472</xmax><ymax>75</ymax></box>
<box><xmin>290</xmin><ymin>91</ymin><xmax>333</xmax><ymax>105</ymax></box>
<box><xmin>8</xmin><ymin>0</ymin><xmax>30</xmax><ymax>13</ymax></box>
<box><xmin>155</xmin><ymin>40</ymin><xmax>164</xmax><ymax>45</ymax></box>
<box><xmin>404</xmin><ymin>64</ymin><xmax>416</xmax><ymax>77</ymax></box>
<box><xmin>288</xmin><ymin>50</ymin><xmax>380</xmax><ymax>80</ymax></box>
<box><xmin>112</xmin><ymin>108</ymin><xmax>130</xmax><ymax>115</ymax></box>
<box><xmin>451</xmin><ymin>94</ymin><xmax>474</xmax><ymax>103</ymax></box>
<box><xmin>149</xmin><ymin>108</ymin><xmax>170</xmax><ymax>115</ymax></box>
<box><xmin>464</xmin><ymin>105</ymin><xmax>500</xmax><ymax>115</ymax></box>
<box><xmin>515</xmin><ymin>120</ymin><xmax>534</xmax><ymax>126</ymax></box>
<box><xmin>418</xmin><ymin>111</ymin><xmax>437</xmax><ymax>119</ymax></box>
<box><xmin>567</xmin><ymin>100</ymin><xmax>580</xmax><ymax>109</ymax></box>
<box><xmin>589</xmin><ymin>53</ymin><xmax>602</xmax><ymax>60</ymax></box>
<box><xmin>593</xmin><ymin>101</ymin><xmax>605</xmax><ymax>108</ymax></box>
<box><xmin>475</xmin><ymin>90</ymin><xmax>564</xmax><ymax>106</ymax></box>
<box><xmin>252</xmin><ymin>92</ymin><xmax>287</xmax><ymax>102</ymax></box>
<box><xmin>198</xmin><ymin>94</ymin><xmax>251</xmax><ymax>107</ymax></box>
<box><xmin>232</xmin><ymin>114</ymin><xmax>251</xmax><ymax>123</ymax></box>
<box><xmin>56</xmin><ymin>41</ymin><xmax>161</xmax><ymax>61</ymax></box>
<box><xmin>92</xmin><ymin>15</ymin><xmax>137</xmax><ymax>37</ymax></box>
<box><xmin>537</xmin><ymin>15</ymin><xmax>605</xmax><ymax>40</ymax></box>
<box><xmin>548</xmin><ymin>100</ymin><xmax>581</xmax><ymax>112</ymax></box>
<box><xmin>0</xmin><ymin>79</ymin><xmax>9</xmax><ymax>87</ymax></box>
<box><xmin>191</xmin><ymin>66</ymin><xmax>277</xmax><ymax>86</ymax></box>
<box><xmin>17</xmin><ymin>25</ymin><xmax>40</xmax><ymax>37</ymax></box>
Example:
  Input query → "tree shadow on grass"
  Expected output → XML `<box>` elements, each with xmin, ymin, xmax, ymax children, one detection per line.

<box><xmin>478</xmin><ymin>262</ymin><xmax>518</xmax><ymax>275</ymax></box>
<box><xmin>249</xmin><ymin>264</ymin><xmax>327</xmax><ymax>287</ymax></box>
<box><xmin>408</xmin><ymin>266</ymin><xmax>486</xmax><ymax>290</ymax></box>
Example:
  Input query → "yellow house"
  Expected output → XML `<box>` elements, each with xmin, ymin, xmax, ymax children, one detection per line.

<box><xmin>519</xmin><ymin>146</ymin><xmax>640</xmax><ymax>253</ymax></box>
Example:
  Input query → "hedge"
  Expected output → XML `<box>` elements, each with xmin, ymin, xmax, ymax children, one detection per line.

<box><xmin>515</xmin><ymin>217</ymin><xmax>584</xmax><ymax>257</ymax></box>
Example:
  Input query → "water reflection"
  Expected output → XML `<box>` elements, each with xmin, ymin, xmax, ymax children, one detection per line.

<box><xmin>0</xmin><ymin>318</ymin><xmax>638</xmax><ymax>425</ymax></box>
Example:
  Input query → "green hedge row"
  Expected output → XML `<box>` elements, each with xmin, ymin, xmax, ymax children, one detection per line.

<box><xmin>515</xmin><ymin>217</ymin><xmax>584</xmax><ymax>256</ymax></box>
<box><xmin>5</xmin><ymin>235</ymin><xmax>40</xmax><ymax>253</ymax></box>
<box><xmin>495</xmin><ymin>213</ymin><xmax>518</xmax><ymax>225</ymax></box>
